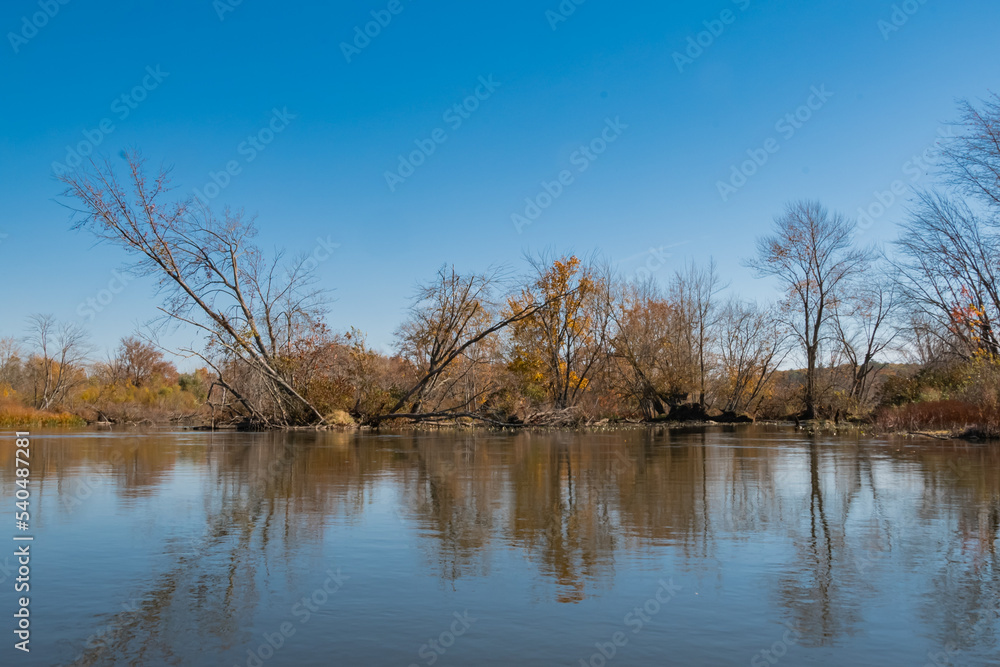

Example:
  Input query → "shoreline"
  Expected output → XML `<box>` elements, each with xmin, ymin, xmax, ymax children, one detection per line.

<box><xmin>4</xmin><ymin>417</ymin><xmax>996</xmax><ymax>443</ymax></box>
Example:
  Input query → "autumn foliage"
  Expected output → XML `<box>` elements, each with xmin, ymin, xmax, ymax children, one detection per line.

<box><xmin>8</xmin><ymin>93</ymin><xmax>999</xmax><ymax>433</ymax></box>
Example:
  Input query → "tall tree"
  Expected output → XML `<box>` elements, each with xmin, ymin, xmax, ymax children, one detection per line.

<box><xmin>59</xmin><ymin>151</ymin><xmax>328</xmax><ymax>427</ymax></box>
<box><xmin>716</xmin><ymin>299</ymin><xmax>787</xmax><ymax>416</ymax></box>
<box><xmin>506</xmin><ymin>254</ymin><xmax>611</xmax><ymax>411</ymax></box>
<box><xmin>607</xmin><ymin>278</ymin><xmax>693</xmax><ymax>419</ymax></box>
<box><xmin>892</xmin><ymin>194</ymin><xmax>1000</xmax><ymax>359</ymax></box>
<box><xmin>670</xmin><ymin>258</ymin><xmax>724</xmax><ymax>408</ymax></box>
<box><xmin>0</xmin><ymin>337</ymin><xmax>22</xmax><ymax>390</ymax></box>
<box><xmin>747</xmin><ymin>201</ymin><xmax>871</xmax><ymax>418</ymax></box>
<box><xmin>380</xmin><ymin>265</ymin><xmax>564</xmax><ymax>424</ymax></box>
<box><xmin>24</xmin><ymin>314</ymin><xmax>90</xmax><ymax>410</ymax></box>
<box><xmin>830</xmin><ymin>274</ymin><xmax>900</xmax><ymax>407</ymax></box>
<box><xmin>104</xmin><ymin>336</ymin><xmax>178</xmax><ymax>388</ymax></box>
<box><xmin>892</xmin><ymin>95</ymin><xmax>1000</xmax><ymax>360</ymax></box>
<box><xmin>939</xmin><ymin>92</ymin><xmax>1000</xmax><ymax>208</ymax></box>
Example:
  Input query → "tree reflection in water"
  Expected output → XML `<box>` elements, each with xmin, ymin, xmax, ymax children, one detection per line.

<box><xmin>3</xmin><ymin>427</ymin><xmax>998</xmax><ymax>665</ymax></box>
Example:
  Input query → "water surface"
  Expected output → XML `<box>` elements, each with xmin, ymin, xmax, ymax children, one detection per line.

<box><xmin>2</xmin><ymin>427</ymin><xmax>999</xmax><ymax>666</ymax></box>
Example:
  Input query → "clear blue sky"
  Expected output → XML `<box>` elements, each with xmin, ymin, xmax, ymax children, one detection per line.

<box><xmin>1</xmin><ymin>0</ymin><xmax>997</xmax><ymax>360</ymax></box>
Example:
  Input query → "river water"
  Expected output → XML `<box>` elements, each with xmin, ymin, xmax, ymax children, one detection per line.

<box><xmin>1</xmin><ymin>426</ymin><xmax>998</xmax><ymax>666</ymax></box>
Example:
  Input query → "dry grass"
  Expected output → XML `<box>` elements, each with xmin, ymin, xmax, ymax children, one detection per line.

<box><xmin>0</xmin><ymin>399</ymin><xmax>87</xmax><ymax>428</ymax></box>
<box><xmin>875</xmin><ymin>399</ymin><xmax>999</xmax><ymax>437</ymax></box>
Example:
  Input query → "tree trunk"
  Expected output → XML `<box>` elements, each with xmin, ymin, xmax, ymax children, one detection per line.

<box><xmin>804</xmin><ymin>344</ymin><xmax>817</xmax><ymax>419</ymax></box>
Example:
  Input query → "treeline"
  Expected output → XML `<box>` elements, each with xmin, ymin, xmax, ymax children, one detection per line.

<box><xmin>5</xmin><ymin>93</ymin><xmax>1000</xmax><ymax>432</ymax></box>
<box><xmin>0</xmin><ymin>324</ymin><xmax>209</xmax><ymax>427</ymax></box>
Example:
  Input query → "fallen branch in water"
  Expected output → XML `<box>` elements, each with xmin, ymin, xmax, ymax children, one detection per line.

<box><xmin>373</xmin><ymin>406</ymin><xmax>592</xmax><ymax>429</ymax></box>
<box><xmin>907</xmin><ymin>431</ymin><xmax>953</xmax><ymax>440</ymax></box>
<box><xmin>372</xmin><ymin>411</ymin><xmax>521</xmax><ymax>428</ymax></box>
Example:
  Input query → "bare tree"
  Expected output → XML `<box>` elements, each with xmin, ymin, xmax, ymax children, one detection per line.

<box><xmin>0</xmin><ymin>337</ymin><xmax>22</xmax><ymax>389</ymax></box>
<box><xmin>901</xmin><ymin>314</ymin><xmax>956</xmax><ymax>367</ymax></box>
<box><xmin>670</xmin><ymin>258</ymin><xmax>725</xmax><ymax>408</ymax></box>
<box><xmin>889</xmin><ymin>95</ymin><xmax>1000</xmax><ymax>362</ymax></box>
<box><xmin>379</xmin><ymin>265</ymin><xmax>564</xmax><ymax>424</ymax></box>
<box><xmin>392</xmin><ymin>266</ymin><xmax>503</xmax><ymax>417</ymax></box>
<box><xmin>23</xmin><ymin>314</ymin><xmax>90</xmax><ymax>410</ymax></box>
<box><xmin>939</xmin><ymin>92</ymin><xmax>1000</xmax><ymax>208</ymax></box>
<box><xmin>891</xmin><ymin>193</ymin><xmax>1000</xmax><ymax>359</ymax></box>
<box><xmin>104</xmin><ymin>336</ymin><xmax>177</xmax><ymax>387</ymax></box>
<box><xmin>746</xmin><ymin>201</ymin><xmax>871</xmax><ymax>418</ymax></box>
<box><xmin>59</xmin><ymin>151</ymin><xmax>328</xmax><ymax>427</ymax></box>
<box><xmin>607</xmin><ymin>277</ymin><xmax>694</xmax><ymax>419</ymax></box>
<box><xmin>830</xmin><ymin>274</ymin><xmax>900</xmax><ymax>408</ymax></box>
<box><xmin>716</xmin><ymin>299</ymin><xmax>787</xmax><ymax>416</ymax></box>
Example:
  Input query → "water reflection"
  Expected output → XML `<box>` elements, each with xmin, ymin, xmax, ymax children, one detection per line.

<box><xmin>2</xmin><ymin>427</ymin><xmax>998</xmax><ymax>665</ymax></box>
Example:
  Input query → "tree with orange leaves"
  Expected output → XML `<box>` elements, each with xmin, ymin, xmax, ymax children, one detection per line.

<box><xmin>505</xmin><ymin>254</ymin><xmax>611</xmax><ymax>411</ymax></box>
<box><xmin>606</xmin><ymin>278</ymin><xmax>693</xmax><ymax>419</ymax></box>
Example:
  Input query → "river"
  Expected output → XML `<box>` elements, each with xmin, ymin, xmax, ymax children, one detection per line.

<box><xmin>1</xmin><ymin>426</ymin><xmax>998</xmax><ymax>666</ymax></box>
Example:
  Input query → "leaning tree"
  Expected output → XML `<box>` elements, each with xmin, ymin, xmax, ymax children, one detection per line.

<box><xmin>59</xmin><ymin>151</ymin><xmax>328</xmax><ymax>427</ymax></box>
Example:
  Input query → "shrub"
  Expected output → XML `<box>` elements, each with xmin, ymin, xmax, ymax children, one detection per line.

<box><xmin>0</xmin><ymin>398</ymin><xmax>86</xmax><ymax>428</ymax></box>
<box><xmin>878</xmin><ymin>365</ymin><xmax>967</xmax><ymax>407</ymax></box>
<box><xmin>875</xmin><ymin>399</ymin><xmax>989</xmax><ymax>433</ymax></box>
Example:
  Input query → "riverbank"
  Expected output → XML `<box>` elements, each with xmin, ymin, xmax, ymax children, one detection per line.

<box><xmin>8</xmin><ymin>411</ymin><xmax>996</xmax><ymax>444</ymax></box>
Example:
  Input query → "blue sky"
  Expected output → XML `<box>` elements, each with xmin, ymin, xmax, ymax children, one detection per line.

<box><xmin>1</xmin><ymin>0</ymin><xmax>998</xmax><ymax>360</ymax></box>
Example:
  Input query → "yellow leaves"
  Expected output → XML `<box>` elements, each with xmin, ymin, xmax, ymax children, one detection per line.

<box><xmin>506</xmin><ymin>255</ymin><xmax>605</xmax><ymax>405</ymax></box>
<box><xmin>541</xmin><ymin>256</ymin><xmax>581</xmax><ymax>296</ymax></box>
